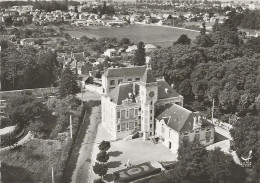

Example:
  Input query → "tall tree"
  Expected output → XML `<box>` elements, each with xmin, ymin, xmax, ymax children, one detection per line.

<box><xmin>93</xmin><ymin>163</ymin><xmax>108</xmax><ymax>179</ymax></box>
<box><xmin>132</xmin><ymin>41</ymin><xmax>146</xmax><ymax>66</ymax></box>
<box><xmin>174</xmin><ymin>34</ymin><xmax>191</xmax><ymax>45</ymax></box>
<box><xmin>96</xmin><ymin>151</ymin><xmax>109</xmax><ymax>163</ymax></box>
<box><xmin>206</xmin><ymin>148</ymin><xmax>246</xmax><ymax>183</ymax></box>
<box><xmin>59</xmin><ymin>64</ymin><xmax>80</xmax><ymax>98</ymax></box>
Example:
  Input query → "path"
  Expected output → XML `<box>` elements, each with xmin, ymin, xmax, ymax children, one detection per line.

<box><xmin>71</xmin><ymin>106</ymin><xmax>101</xmax><ymax>183</ymax></box>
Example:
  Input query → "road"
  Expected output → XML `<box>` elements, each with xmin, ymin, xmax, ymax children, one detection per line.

<box><xmin>71</xmin><ymin>106</ymin><xmax>101</xmax><ymax>183</ymax></box>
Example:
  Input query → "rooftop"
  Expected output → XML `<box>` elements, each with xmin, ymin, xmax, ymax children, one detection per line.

<box><xmin>103</xmin><ymin>66</ymin><xmax>146</xmax><ymax>78</ymax></box>
<box><xmin>156</xmin><ymin>104</ymin><xmax>214</xmax><ymax>132</ymax></box>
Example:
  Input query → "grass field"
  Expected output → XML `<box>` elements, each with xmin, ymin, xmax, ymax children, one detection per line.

<box><xmin>66</xmin><ymin>24</ymin><xmax>200</xmax><ymax>48</ymax></box>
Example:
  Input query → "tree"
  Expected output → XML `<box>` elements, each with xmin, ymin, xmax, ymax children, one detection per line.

<box><xmin>174</xmin><ymin>34</ymin><xmax>191</xmax><ymax>45</ymax></box>
<box><xmin>175</xmin><ymin>140</ymin><xmax>209</xmax><ymax>183</ymax></box>
<box><xmin>59</xmin><ymin>64</ymin><xmax>80</xmax><ymax>98</ymax></box>
<box><xmin>93</xmin><ymin>162</ymin><xmax>108</xmax><ymax>178</ymax></box>
<box><xmin>230</xmin><ymin>114</ymin><xmax>260</xmax><ymax>163</ymax></box>
<box><xmin>119</xmin><ymin>38</ymin><xmax>130</xmax><ymax>46</ymax></box>
<box><xmin>206</xmin><ymin>148</ymin><xmax>246</xmax><ymax>183</ymax></box>
<box><xmin>96</xmin><ymin>151</ymin><xmax>109</xmax><ymax>163</ymax></box>
<box><xmin>132</xmin><ymin>41</ymin><xmax>146</xmax><ymax>66</ymax></box>
<box><xmin>98</xmin><ymin>140</ymin><xmax>111</xmax><ymax>152</ymax></box>
<box><xmin>94</xmin><ymin>179</ymin><xmax>106</xmax><ymax>183</ymax></box>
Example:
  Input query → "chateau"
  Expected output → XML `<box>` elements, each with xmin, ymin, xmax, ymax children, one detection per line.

<box><xmin>101</xmin><ymin>66</ymin><xmax>215</xmax><ymax>153</ymax></box>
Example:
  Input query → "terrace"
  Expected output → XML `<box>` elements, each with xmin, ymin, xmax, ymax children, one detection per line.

<box><xmin>90</xmin><ymin>124</ymin><xmax>177</xmax><ymax>182</ymax></box>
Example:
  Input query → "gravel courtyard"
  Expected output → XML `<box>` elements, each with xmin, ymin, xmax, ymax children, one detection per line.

<box><xmin>89</xmin><ymin>124</ymin><xmax>177</xmax><ymax>182</ymax></box>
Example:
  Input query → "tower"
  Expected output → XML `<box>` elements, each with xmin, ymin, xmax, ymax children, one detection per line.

<box><xmin>139</xmin><ymin>67</ymin><xmax>158</xmax><ymax>140</ymax></box>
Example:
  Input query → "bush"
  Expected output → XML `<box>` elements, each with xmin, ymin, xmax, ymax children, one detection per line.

<box><xmin>98</xmin><ymin>141</ymin><xmax>111</xmax><ymax>152</ymax></box>
<box><xmin>96</xmin><ymin>151</ymin><xmax>109</xmax><ymax>163</ymax></box>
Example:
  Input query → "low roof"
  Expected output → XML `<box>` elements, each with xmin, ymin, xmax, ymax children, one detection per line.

<box><xmin>103</xmin><ymin>66</ymin><xmax>146</xmax><ymax>78</ymax></box>
<box><xmin>156</xmin><ymin>104</ymin><xmax>214</xmax><ymax>132</ymax></box>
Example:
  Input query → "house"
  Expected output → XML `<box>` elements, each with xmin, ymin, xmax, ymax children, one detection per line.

<box><xmin>155</xmin><ymin>104</ymin><xmax>215</xmax><ymax>153</ymax></box>
<box><xmin>145</xmin><ymin>44</ymin><xmax>157</xmax><ymax>52</ymax></box>
<box><xmin>126</xmin><ymin>45</ymin><xmax>137</xmax><ymax>53</ymax></box>
<box><xmin>103</xmin><ymin>48</ymin><xmax>116</xmax><ymax>57</ymax></box>
<box><xmin>101</xmin><ymin>66</ymin><xmax>147</xmax><ymax>94</ymax></box>
<box><xmin>101</xmin><ymin>67</ymin><xmax>184</xmax><ymax>141</ymax></box>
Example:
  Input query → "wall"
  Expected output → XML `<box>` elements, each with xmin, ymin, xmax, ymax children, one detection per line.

<box><xmin>155</xmin><ymin>120</ymin><xmax>179</xmax><ymax>154</ymax></box>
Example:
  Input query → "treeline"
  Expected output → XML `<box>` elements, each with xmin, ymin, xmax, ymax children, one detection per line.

<box><xmin>227</xmin><ymin>8</ymin><xmax>260</xmax><ymax>30</ymax></box>
<box><xmin>152</xmin><ymin>140</ymin><xmax>246</xmax><ymax>183</ymax></box>
<box><xmin>0</xmin><ymin>1</ymin><xmax>79</xmax><ymax>12</ymax></box>
<box><xmin>0</xmin><ymin>41</ymin><xmax>61</xmax><ymax>91</ymax></box>
<box><xmin>151</xmin><ymin>19</ymin><xmax>260</xmax><ymax>121</ymax></box>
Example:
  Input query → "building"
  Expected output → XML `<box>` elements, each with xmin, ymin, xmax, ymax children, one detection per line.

<box><xmin>103</xmin><ymin>48</ymin><xmax>116</xmax><ymax>58</ymax></box>
<box><xmin>102</xmin><ymin>66</ymin><xmax>147</xmax><ymax>94</ymax></box>
<box><xmin>101</xmin><ymin>66</ymin><xmax>215</xmax><ymax>152</ymax></box>
<box><xmin>101</xmin><ymin>66</ymin><xmax>184</xmax><ymax>141</ymax></box>
<box><xmin>155</xmin><ymin>104</ymin><xmax>215</xmax><ymax>153</ymax></box>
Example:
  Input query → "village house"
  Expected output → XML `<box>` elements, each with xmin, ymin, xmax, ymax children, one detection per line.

<box><xmin>103</xmin><ymin>48</ymin><xmax>116</xmax><ymax>58</ymax></box>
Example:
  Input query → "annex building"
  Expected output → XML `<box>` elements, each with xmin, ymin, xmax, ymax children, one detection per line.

<box><xmin>101</xmin><ymin>66</ymin><xmax>215</xmax><ymax>153</ymax></box>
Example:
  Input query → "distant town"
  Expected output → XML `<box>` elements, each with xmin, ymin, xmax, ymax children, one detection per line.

<box><xmin>0</xmin><ymin>0</ymin><xmax>259</xmax><ymax>183</ymax></box>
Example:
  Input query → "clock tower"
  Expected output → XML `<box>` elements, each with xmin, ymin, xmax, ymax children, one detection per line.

<box><xmin>139</xmin><ymin>67</ymin><xmax>158</xmax><ymax>140</ymax></box>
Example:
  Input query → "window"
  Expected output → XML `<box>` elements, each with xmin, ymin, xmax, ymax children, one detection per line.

<box><xmin>117</xmin><ymin>111</ymin><xmax>120</xmax><ymax>119</ymax></box>
<box><xmin>150</xmin><ymin>109</ymin><xmax>153</xmax><ymax>113</ymax></box>
<box><xmin>194</xmin><ymin>133</ymin><xmax>200</xmax><ymax>141</ymax></box>
<box><xmin>121</xmin><ymin>123</ymin><xmax>126</xmax><ymax>131</ymax></box>
<box><xmin>129</xmin><ymin>109</ymin><xmax>134</xmax><ymax>118</ymax></box>
<box><xmin>150</xmin><ymin>116</ymin><xmax>153</xmax><ymax>120</ymax></box>
<box><xmin>118</xmin><ymin>79</ymin><xmax>123</xmax><ymax>84</ymax></box>
<box><xmin>121</xmin><ymin>110</ymin><xmax>126</xmax><ymax>119</ymax></box>
<box><xmin>117</xmin><ymin>124</ymin><xmax>120</xmax><ymax>132</ymax></box>
<box><xmin>150</xmin><ymin>124</ymin><xmax>153</xmax><ymax>129</ymax></box>
<box><xmin>135</xmin><ymin>78</ymin><xmax>140</xmax><ymax>81</ymax></box>
<box><xmin>151</xmin><ymin>101</ymin><xmax>153</xmax><ymax>105</ymax></box>
<box><xmin>110</xmin><ymin>80</ymin><xmax>115</xmax><ymax>85</ymax></box>
<box><xmin>129</xmin><ymin>122</ymin><xmax>135</xmax><ymax>130</ymax></box>
<box><xmin>135</xmin><ymin>122</ymin><xmax>138</xmax><ymax>129</ymax></box>
<box><xmin>135</xmin><ymin>108</ymin><xmax>138</xmax><ymax>116</ymax></box>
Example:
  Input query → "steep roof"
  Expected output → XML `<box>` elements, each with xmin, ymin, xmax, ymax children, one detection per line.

<box><xmin>140</xmin><ymin>68</ymin><xmax>156</xmax><ymax>84</ymax></box>
<box><xmin>103</xmin><ymin>66</ymin><xmax>146</xmax><ymax>78</ymax></box>
<box><xmin>107</xmin><ymin>83</ymin><xmax>139</xmax><ymax>105</ymax></box>
<box><xmin>156</xmin><ymin>104</ymin><xmax>214</xmax><ymax>132</ymax></box>
<box><xmin>157</xmin><ymin>80</ymin><xmax>181</xmax><ymax>99</ymax></box>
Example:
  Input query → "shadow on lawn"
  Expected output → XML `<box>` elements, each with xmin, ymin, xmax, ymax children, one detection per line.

<box><xmin>108</xmin><ymin>151</ymin><xmax>123</xmax><ymax>157</ymax></box>
<box><xmin>107</xmin><ymin>161</ymin><xmax>122</xmax><ymax>168</ymax></box>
